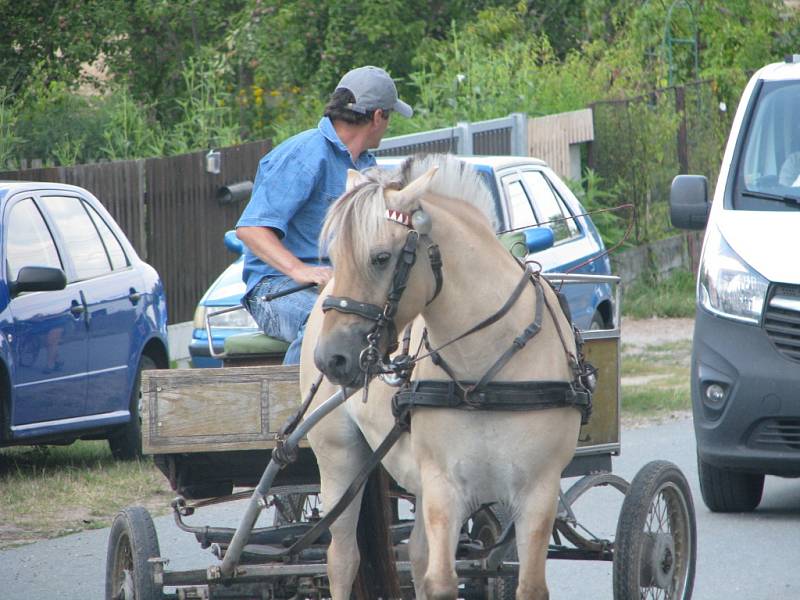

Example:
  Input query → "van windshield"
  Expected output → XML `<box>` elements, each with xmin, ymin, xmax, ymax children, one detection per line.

<box><xmin>733</xmin><ymin>79</ymin><xmax>800</xmax><ymax>211</ymax></box>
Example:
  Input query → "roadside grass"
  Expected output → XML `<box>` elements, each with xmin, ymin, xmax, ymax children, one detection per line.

<box><xmin>0</xmin><ymin>337</ymin><xmax>693</xmax><ymax>548</ymax></box>
<box><xmin>621</xmin><ymin>339</ymin><xmax>692</xmax><ymax>418</ymax></box>
<box><xmin>623</xmin><ymin>269</ymin><xmax>696</xmax><ymax>319</ymax></box>
<box><xmin>0</xmin><ymin>441</ymin><xmax>171</xmax><ymax>549</ymax></box>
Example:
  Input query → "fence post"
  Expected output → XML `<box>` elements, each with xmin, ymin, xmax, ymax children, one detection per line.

<box><xmin>675</xmin><ymin>86</ymin><xmax>689</xmax><ymax>174</ymax></box>
<box><xmin>455</xmin><ymin>122</ymin><xmax>473</xmax><ymax>155</ymax></box>
<box><xmin>586</xmin><ymin>103</ymin><xmax>596</xmax><ymax>171</ymax></box>
<box><xmin>510</xmin><ymin>112</ymin><xmax>528</xmax><ymax>156</ymax></box>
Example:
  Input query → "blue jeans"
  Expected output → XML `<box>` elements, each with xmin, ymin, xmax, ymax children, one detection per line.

<box><xmin>244</xmin><ymin>276</ymin><xmax>319</xmax><ymax>365</ymax></box>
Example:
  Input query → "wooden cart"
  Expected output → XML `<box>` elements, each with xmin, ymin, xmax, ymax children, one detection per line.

<box><xmin>106</xmin><ymin>274</ymin><xmax>697</xmax><ymax>600</ymax></box>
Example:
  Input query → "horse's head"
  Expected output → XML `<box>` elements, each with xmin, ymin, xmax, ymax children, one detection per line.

<box><xmin>314</xmin><ymin>164</ymin><xmax>440</xmax><ymax>386</ymax></box>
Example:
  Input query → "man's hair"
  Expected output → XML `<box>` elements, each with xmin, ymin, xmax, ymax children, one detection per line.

<box><xmin>324</xmin><ymin>88</ymin><xmax>386</xmax><ymax>125</ymax></box>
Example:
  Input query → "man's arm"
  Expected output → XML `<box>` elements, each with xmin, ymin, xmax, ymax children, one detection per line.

<box><xmin>236</xmin><ymin>226</ymin><xmax>332</xmax><ymax>287</ymax></box>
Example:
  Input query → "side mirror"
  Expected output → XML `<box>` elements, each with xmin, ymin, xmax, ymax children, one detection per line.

<box><xmin>524</xmin><ymin>226</ymin><xmax>555</xmax><ymax>253</ymax></box>
<box><xmin>670</xmin><ymin>175</ymin><xmax>709</xmax><ymax>230</ymax></box>
<box><xmin>224</xmin><ymin>230</ymin><xmax>244</xmax><ymax>255</ymax></box>
<box><xmin>9</xmin><ymin>266</ymin><xmax>67</xmax><ymax>297</ymax></box>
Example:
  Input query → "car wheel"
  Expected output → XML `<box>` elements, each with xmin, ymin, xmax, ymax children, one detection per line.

<box><xmin>589</xmin><ymin>311</ymin><xmax>605</xmax><ymax>330</ymax></box>
<box><xmin>697</xmin><ymin>453</ymin><xmax>764</xmax><ymax>513</ymax></box>
<box><xmin>109</xmin><ymin>355</ymin><xmax>157</xmax><ymax>461</ymax></box>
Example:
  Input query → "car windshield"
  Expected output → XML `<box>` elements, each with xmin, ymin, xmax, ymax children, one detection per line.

<box><xmin>733</xmin><ymin>79</ymin><xmax>800</xmax><ymax>211</ymax></box>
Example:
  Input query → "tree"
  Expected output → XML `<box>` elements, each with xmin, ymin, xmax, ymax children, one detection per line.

<box><xmin>0</xmin><ymin>0</ymin><xmax>121</xmax><ymax>95</ymax></box>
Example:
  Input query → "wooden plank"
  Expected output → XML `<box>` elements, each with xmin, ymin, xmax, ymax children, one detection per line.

<box><xmin>141</xmin><ymin>365</ymin><xmax>302</xmax><ymax>454</ymax></box>
<box><xmin>143</xmin><ymin>335</ymin><xmax>620</xmax><ymax>457</ymax></box>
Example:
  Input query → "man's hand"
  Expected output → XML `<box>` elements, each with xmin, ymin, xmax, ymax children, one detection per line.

<box><xmin>237</xmin><ymin>226</ymin><xmax>332</xmax><ymax>287</ymax></box>
<box><xmin>289</xmin><ymin>264</ymin><xmax>333</xmax><ymax>288</ymax></box>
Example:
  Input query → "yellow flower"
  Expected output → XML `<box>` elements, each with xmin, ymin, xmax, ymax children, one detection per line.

<box><xmin>270</xmin><ymin>89</ymin><xmax>280</xmax><ymax>97</ymax></box>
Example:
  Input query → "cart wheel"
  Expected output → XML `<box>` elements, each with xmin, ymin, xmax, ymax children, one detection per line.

<box><xmin>613</xmin><ymin>461</ymin><xmax>696</xmax><ymax>600</ymax></box>
<box><xmin>555</xmin><ymin>472</ymin><xmax>629</xmax><ymax>552</ymax></box>
<box><xmin>463</xmin><ymin>505</ymin><xmax>517</xmax><ymax>600</ymax></box>
<box><xmin>106</xmin><ymin>506</ymin><xmax>163</xmax><ymax>600</ymax></box>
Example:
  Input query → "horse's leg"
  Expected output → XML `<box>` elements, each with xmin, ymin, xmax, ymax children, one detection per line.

<box><xmin>418</xmin><ymin>470</ymin><xmax>464</xmax><ymax>600</ymax></box>
<box><xmin>308</xmin><ymin>411</ymin><xmax>372</xmax><ymax>600</ymax></box>
<box><xmin>408</xmin><ymin>496</ymin><xmax>430</xmax><ymax>600</ymax></box>
<box><xmin>512</xmin><ymin>474</ymin><xmax>562</xmax><ymax>600</ymax></box>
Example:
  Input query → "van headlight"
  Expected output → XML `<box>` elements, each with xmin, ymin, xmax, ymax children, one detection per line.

<box><xmin>192</xmin><ymin>305</ymin><xmax>258</xmax><ymax>330</ymax></box>
<box><xmin>699</xmin><ymin>226</ymin><xmax>768</xmax><ymax>324</ymax></box>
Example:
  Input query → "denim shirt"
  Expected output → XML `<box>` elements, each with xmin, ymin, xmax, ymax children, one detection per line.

<box><xmin>237</xmin><ymin>117</ymin><xmax>376</xmax><ymax>297</ymax></box>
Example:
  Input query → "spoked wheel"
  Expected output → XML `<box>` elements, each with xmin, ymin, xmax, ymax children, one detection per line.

<box><xmin>105</xmin><ymin>506</ymin><xmax>163</xmax><ymax>600</ymax></box>
<box><xmin>271</xmin><ymin>484</ymin><xmax>321</xmax><ymax>526</ymax></box>
<box><xmin>462</xmin><ymin>505</ymin><xmax>517</xmax><ymax>600</ymax></box>
<box><xmin>613</xmin><ymin>461</ymin><xmax>696</xmax><ymax>600</ymax></box>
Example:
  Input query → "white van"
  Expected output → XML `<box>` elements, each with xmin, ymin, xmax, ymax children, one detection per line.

<box><xmin>670</xmin><ymin>55</ymin><xmax>800</xmax><ymax>512</ymax></box>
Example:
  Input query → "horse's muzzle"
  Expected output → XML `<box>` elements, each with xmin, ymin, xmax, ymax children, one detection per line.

<box><xmin>314</xmin><ymin>328</ymin><xmax>368</xmax><ymax>387</ymax></box>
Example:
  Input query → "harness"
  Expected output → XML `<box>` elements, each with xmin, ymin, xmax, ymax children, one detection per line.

<box><xmin>321</xmin><ymin>206</ymin><xmax>595</xmax><ymax>425</ymax></box>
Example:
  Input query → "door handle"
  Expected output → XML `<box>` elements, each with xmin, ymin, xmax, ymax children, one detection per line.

<box><xmin>69</xmin><ymin>300</ymin><xmax>85</xmax><ymax>318</ymax></box>
<box><xmin>128</xmin><ymin>288</ymin><xmax>141</xmax><ymax>305</ymax></box>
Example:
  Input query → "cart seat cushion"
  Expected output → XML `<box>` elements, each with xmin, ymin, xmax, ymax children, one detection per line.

<box><xmin>498</xmin><ymin>231</ymin><xmax>527</xmax><ymax>258</ymax></box>
<box><xmin>224</xmin><ymin>332</ymin><xmax>290</xmax><ymax>356</ymax></box>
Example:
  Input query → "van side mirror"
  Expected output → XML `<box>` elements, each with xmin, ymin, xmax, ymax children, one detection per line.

<box><xmin>9</xmin><ymin>266</ymin><xmax>67</xmax><ymax>297</ymax></box>
<box><xmin>224</xmin><ymin>230</ymin><xmax>244</xmax><ymax>256</ymax></box>
<box><xmin>670</xmin><ymin>175</ymin><xmax>709</xmax><ymax>230</ymax></box>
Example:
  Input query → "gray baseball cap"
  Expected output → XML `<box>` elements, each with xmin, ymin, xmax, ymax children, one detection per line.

<box><xmin>336</xmin><ymin>66</ymin><xmax>413</xmax><ymax>118</ymax></box>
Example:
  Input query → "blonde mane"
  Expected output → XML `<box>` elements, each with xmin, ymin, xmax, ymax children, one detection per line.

<box><xmin>321</xmin><ymin>154</ymin><xmax>497</xmax><ymax>272</ymax></box>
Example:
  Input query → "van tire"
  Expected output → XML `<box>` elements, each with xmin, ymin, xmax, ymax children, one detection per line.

<box><xmin>109</xmin><ymin>355</ymin><xmax>157</xmax><ymax>461</ymax></box>
<box><xmin>697</xmin><ymin>453</ymin><xmax>764</xmax><ymax>512</ymax></box>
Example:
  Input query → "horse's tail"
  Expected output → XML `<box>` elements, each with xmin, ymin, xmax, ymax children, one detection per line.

<box><xmin>353</xmin><ymin>466</ymin><xmax>401</xmax><ymax>600</ymax></box>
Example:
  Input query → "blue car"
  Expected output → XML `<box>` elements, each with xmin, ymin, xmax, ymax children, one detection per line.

<box><xmin>189</xmin><ymin>156</ymin><xmax>614</xmax><ymax>367</ymax></box>
<box><xmin>0</xmin><ymin>182</ymin><xmax>169</xmax><ymax>458</ymax></box>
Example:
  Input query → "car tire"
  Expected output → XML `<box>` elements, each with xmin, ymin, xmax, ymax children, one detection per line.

<box><xmin>697</xmin><ymin>453</ymin><xmax>764</xmax><ymax>513</ymax></box>
<box><xmin>109</xmin><ymin>355</ymin><xmax>157</xmax><ymax>461</ymax></box>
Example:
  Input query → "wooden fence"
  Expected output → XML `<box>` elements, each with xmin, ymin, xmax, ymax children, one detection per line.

<box><xmin>1</xmin><ymin>140</ymin><xmax>271</xmax><ymax>323</ymax></box>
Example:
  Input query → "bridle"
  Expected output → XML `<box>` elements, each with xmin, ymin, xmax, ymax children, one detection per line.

<box><xmin>321</xmin><ymin>207</ymin><xmax>443</xmax><ymax>374</ymax></box>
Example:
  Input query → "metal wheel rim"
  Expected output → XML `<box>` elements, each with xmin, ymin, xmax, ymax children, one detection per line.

<box><xmin>637</xmin><ymin>481</ymin><xmax>693</xmax><ymax>600</ymax></box>
<box><xmin>111</xmin><ymin>532</ymin><xmax>134</xmax><ymax>600</ymax></box>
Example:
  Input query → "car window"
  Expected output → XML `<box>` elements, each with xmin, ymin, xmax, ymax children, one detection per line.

<box><xmin>521</xmin><ymin>171</ymin><xmax>580</xmax><ymax>242</ymax></box>
<box><xmin>40</xmin><ymin>195</ymin><xmax>112</xmax><ymax>281</ymax></box>
<box><xmin>84</xmin><ymin>203</ymin><xmax>129</xmax><ymax>270</ymax></box>
<box><xmin>504</xmin><ymin>178</ymin><xmax>537</xmax><ymax>229</ymax></box>
<box><xmin>5</xmin><ymin>198</ymin><xmax>63</xmax><ymax>281</ymax></box>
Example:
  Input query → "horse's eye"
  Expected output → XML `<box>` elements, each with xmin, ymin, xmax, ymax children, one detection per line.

<box><xmin>371</xmin><ymin>252</ymin><xmax>392</xmax><ymax>267</ymax></box>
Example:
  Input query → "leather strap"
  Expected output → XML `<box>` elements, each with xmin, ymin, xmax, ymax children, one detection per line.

<box><xmin>393</xmin><ymin>379</ymin><xmax>590</xmax><ymax>420</ymax></box>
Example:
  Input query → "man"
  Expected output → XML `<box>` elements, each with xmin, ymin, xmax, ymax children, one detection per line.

<box><xmin>236</xmin><ymin>66</ymin><xmax>413</xmax><ymax>364</ymax></box>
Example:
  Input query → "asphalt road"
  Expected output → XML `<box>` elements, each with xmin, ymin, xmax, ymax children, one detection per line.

<box><xmin>2</xmin><ymin>415</ymin><xmax>799</xmax><ymax>599</ymax></box>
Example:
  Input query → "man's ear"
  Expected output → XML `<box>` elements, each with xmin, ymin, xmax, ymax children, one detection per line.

<box><xmin>346</xmin><ymin>168</ymin><xmax>369</xmax><ymax>192</ymax></box>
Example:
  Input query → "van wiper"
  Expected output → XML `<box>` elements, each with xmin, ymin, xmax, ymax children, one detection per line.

<box><xmin>741</xmin><ymin>190</ymin><xmax>800</xmax><ymax>206</ymax></box>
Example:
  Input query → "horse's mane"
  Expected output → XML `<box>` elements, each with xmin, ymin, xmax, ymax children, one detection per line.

<box><xmin>321</xmin><ymin>154</ymin><xmax>497</xmax><ymax>273</ymax></box>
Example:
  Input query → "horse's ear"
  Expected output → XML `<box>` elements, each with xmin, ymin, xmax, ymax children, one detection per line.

<box><xmin>386</xmin><ymin>166</ymin><xmax>438</xmax><ymax>208</ymax></box>
<box><xmin>346</xmin><ymin>169</ymin><xmax>368</xmax><ymax>192</ymax></box>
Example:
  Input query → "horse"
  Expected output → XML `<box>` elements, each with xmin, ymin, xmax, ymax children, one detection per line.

<box><xmin>299</xmin><ymin>154</ymin><xmax>586</xmax><ymax>600</ymax></box>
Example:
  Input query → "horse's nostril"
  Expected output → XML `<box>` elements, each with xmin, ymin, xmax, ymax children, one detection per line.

<box><xmin>329</xmin><ymin>354</ymin><xmax>348</xmax><ymax>371</ymax></box>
